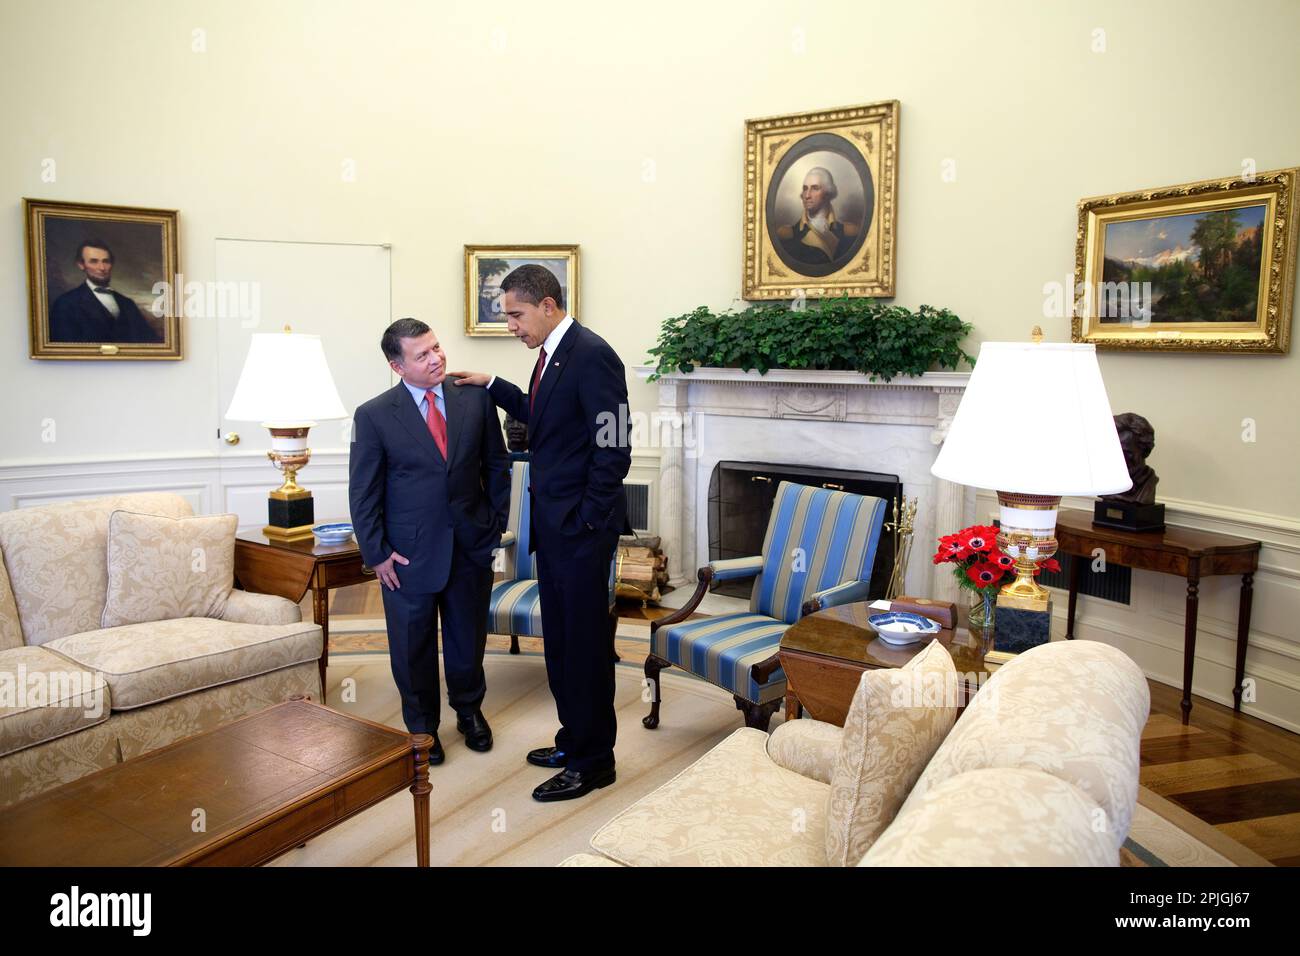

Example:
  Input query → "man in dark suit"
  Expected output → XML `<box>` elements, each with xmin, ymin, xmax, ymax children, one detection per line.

<box><xmin>451</xmin><ymin>264</ymin><xmax>631</xmax><ymax>802</ymax></box>
<box><xmin>49</xmin><ymin>239</ymin><xmax>163</xmax><ymax>343</ymax></box>
<box><xmin>349</xmin><ymin>318</ymin><xmax>511</xmax><ymax>764</ymax></box>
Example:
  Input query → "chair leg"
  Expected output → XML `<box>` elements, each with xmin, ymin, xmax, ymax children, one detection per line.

<box><xmin>509</xmin><ymin>634</ymin><xmax>520</xmax><ymax>655</ymax></box>
<box><xmin>643</xmin><ymin>655</ymin><xmax>669</xmax><ymax>729</ymax></box>
<box><xmin>734</xmin><ymin>696</ymin><xmax>781</xmax><ymax>732</ymax></box>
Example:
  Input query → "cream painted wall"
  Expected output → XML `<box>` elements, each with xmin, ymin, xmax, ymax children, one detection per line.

<box><xmin>1</xmin><ymin>0</ymin><xmax>1298</xmax><ymax>518</ymax></box>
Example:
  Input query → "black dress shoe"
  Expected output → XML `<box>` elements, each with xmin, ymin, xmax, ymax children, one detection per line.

<box><xmin>526</xmin><ymin>746</ymin><xmax>567</xmax><ymax>768</ymax></box>
<box><xmin>426</xmin><ymin>734</ymin><xmax>445</xmax><ymax>766</ymax></box>
<box><xmin>532</xmin><ymin>767</ymin><xmax>616</xmax><ymax>802</ymax></box>
<box><xmin>456</xmin><ymin>711</ymin><xmax>493</xmax><ymax>752</ymax></box>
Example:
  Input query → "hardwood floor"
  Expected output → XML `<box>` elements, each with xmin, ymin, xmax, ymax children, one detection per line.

<box><xmin>321</xmin><ymin>581</ymin><xmax>1300</xmax><ymax>865</ymax></box>
<box><xmin>1143</xmin><ymin>682</ymin><xmax>1300</xmax><ymax>866</ymax></box>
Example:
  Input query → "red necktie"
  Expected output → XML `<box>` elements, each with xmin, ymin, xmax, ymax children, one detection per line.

<box><xmin>425</xmin><ymin>389</ymin><xmax>447</xmax><ymax>459</ymax></box>
<box><xmin>529</xmin><ymin>348</ymin><xmax>548</xmax><ymax>414</ymax></box>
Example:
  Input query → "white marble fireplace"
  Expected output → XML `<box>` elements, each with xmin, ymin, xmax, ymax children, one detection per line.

<box><xmin>633</xmin><ymin>366</ymin><xmax>975</xmax><ymax>605</ymax></box>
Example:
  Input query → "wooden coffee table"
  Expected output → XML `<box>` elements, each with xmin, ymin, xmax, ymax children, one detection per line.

<box><xmin>0</xmin><ymin>699</ymin><xmax>432</xmax><ymax>866</ymax></box>
<box><xmin>779</xmin><ymin>601</ymin><xmax>993</xmax><ymax>726</ymax></box>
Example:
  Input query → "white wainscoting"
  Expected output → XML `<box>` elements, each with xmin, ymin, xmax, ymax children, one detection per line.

<box><xmin>0</xmin><ymin>448</ymin><xmax>665</xmax><ymax>532</ymax></box>
<box><xmin>976</xmin><ymin>491</ymin><xmax>1300</xmax><ymax>734</ymax></box>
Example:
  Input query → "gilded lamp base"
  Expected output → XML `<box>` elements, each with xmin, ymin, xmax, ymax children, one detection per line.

<box><xmin>986</xmin><ymin>490</ymin><xmax>1060</xmax><ymax>666</ymax></box>
<box><xmin>262</xmin><ymin>424</ymin><xmax>317</xmax><ymax>543</ymax></box>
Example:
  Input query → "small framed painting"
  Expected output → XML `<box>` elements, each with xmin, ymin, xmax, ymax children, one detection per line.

<box><xmin>743</xmin><ymin>100</ymin><xmax>899</xmax><ymax>300</ymax></box>
<box><xmin>464</xmin><ymin>245</ymin><xmax>579</xmax><ymax>336</ymax></box>
<box><xmin>1072</xmin><ymin>168</ymin><xmax>1298</xmax><ymax>353</ymax></box>
<box><xmin>25</xmin><ymin>198</ymin><xmax>181</xmax><ymax>360</ymax></box>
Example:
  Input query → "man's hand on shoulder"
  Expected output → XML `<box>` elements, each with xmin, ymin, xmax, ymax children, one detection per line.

<box><xmin>449</xmin><ymin>370</ymin><xmax>490</xmax><ymax>387</ymax></box>
<box><xmin>372</xmin><ymin>551</ymin><xmax>409</xmax><ymax>591</ymax></box>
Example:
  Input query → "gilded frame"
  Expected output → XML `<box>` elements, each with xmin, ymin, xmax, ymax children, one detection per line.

<box><xmin>1072</xmin><ymin>168</ymin><xmax>1297</xmax><ymax>353</ymax></box>
<box><xmin>463</xmin><ymin>244</ymin><xmax>580</xmax><ymax>337</ymax></box>
<box><xmin>743</xmin><ymin>100</ymin><xmax>899</xmax><ymax>300</ymax></box>
<box><xmin>25</xmin><ymin>197</ymin><xmax>181</xmax><ymax>360</ymax></box>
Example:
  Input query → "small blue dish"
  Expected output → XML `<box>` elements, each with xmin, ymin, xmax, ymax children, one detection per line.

<box><xmin>868</xmin><ymin>611</ymin><xmax>941</xmax><ymax>646</ymax></box>
<box><xmin>312</xmin><ymin>522</ymin><xmax>354</xmax><ymax>544</ymax></box>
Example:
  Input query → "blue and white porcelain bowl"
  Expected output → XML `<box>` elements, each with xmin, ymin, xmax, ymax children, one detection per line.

<box><xmin>312</xmin><ymin>522</ymin><xmax>355</xmax><ymax>545</ymax></box>
<box><xmin>867</xmin><ymin>611</ymin><xmax>941</xmax><ymax>646</ymax></box>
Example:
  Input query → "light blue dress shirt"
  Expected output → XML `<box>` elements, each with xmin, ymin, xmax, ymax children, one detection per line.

<box><xmin>403</xmin><ymin>379</ymin><xmax>446</xmax><ymax>423</ymax></box>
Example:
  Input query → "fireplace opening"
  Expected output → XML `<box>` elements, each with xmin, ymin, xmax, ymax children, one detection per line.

<box><xmin>707</xmin><ymin>460</ymin><xmax>902</xmax><ymax>601</ymax></box>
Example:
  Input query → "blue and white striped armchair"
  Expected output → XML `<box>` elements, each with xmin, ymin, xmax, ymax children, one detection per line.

<box><xmin>645</xmin><ymin>481</ymin><xmax>888</xmax><ymax>731</ymax></box>
<box><xmin>487</xmin><ymin>461</ymin><xmax>618</xmax><ymax>654</ymax></box>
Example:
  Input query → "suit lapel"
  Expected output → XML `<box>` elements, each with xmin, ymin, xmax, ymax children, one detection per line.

<box><xmin>389</xmin><ymin>383</ymin><xmax>446</xmax><ymax>468</ymax></box>
<box><xmin>441</xmin><ymin>379</ymin><xmax>466</xmax><ymax>469</ymax></box>
<box><xmin>531</xmin><ymin>323</ymin><xmax>581</xmax><ymax>428</ymax></box>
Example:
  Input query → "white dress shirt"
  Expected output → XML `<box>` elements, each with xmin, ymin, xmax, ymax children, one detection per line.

<box><xmin>87</xmin><ymin>279</ymin><xmax>121</xmax><ymax>318</ymax></box>
<box><xmin>487</xmin><ymin>314</ymin><xmax>573</xmax><ymax>391</ymax></box>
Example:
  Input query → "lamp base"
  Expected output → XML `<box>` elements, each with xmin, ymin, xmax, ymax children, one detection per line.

<box><xmin>987</xmin><ymin>593</ymin><xmax>1053</xmax><ymax>666</ymax></box>
<box><xmin>1093</xmin><ymin>500</ymin><xmax>1165</xmax><ymax>533</ymax></box>
<box><xmin>265</xmin><ymin>492</ymin><xmax>315</xmax><ymax>543</ymax></box>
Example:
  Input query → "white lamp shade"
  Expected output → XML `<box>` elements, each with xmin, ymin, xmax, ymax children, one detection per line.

<box><xmin>224</xmin><ymin>332</ymin><xmax>348</xmax><ymax>424</ymax></box>
<box><xmin>930</xmin><ymin>342</ymin><xmax>1132</xmax><ymax>496</ymax></box>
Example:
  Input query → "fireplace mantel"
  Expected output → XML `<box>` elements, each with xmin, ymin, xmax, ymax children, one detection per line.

<box><xmin>633</xmin><ymin>364</ymin><xmax>974</xmax><ymax>604</ymax></box>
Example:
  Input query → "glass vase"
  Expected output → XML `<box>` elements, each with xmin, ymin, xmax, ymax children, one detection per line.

<box><xmin>968</xmin><ymin>590</ymin><xmax>995</xmax><ymax>631</ymax></box>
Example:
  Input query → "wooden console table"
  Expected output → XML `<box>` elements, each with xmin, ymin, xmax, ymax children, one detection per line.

<box><xmin>0</xmin><ymin>699</ymin><xmax>432</xmax><ymax>866</ymax></box>
<box><xmin>234</xmin><ymin>528</ymin><xmax>374</xmax><ymax>692</ymax></box>
<box><xmin>1054</xmin><ymin>509</ymin><xmax>1261</xmax><ymax>725</ymax></box>
<box><xmin>778</xmin><ymin>601</ymin><xmax>993</xmax><ymax>726</ymax></box>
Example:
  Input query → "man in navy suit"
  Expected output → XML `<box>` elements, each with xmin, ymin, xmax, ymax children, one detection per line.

<box><xmin>49</xmin><ymin>239</ymin><xmax>163</xmax><ymax>343</ymax></box>
<box><xmin>349</xmin><ymin>318</ymin><xmax>511</xmax><ymax>764</ymax></box>
<box><xmin>452</xmin><ymin>264</ymin><xmax>631</xmax><ymax>801</ymax></box>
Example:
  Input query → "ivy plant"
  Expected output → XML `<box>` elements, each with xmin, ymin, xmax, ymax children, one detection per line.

<box><xmin>646</xmin><ymin>297</ymin><xmax>975</xmax><ymax>382</ymax></box>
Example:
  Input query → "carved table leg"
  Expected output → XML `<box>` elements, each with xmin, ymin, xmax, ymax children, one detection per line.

<box><xmin>785</xmin><ymin>692</ymin><xmax>803</xmax><ymax>722</ymax></box>
<box><xmin>410</xmin><ymin>734</ymin><xmax>432</xmax><ymax>867</ymax></box>
<box><xmin>1233</xmin><ymin>573</ymin><xmax>1254</xmax><ymax>712</ymax></box>
<box><xmin>1181</xmin><ymin>574</ymin><xmax>1200</xmax><ymax>726</ymax></box>
<box><xmin>1065</xmin><ymin>554</ymin><xmax>1082</xmax><ymax>640</ymax></box>
<box><xmin>312</xmin><ymin>586</ymin><xmax>329</xmax><ymax>699</ymax></box>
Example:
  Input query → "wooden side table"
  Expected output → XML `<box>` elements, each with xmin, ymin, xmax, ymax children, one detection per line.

<box><xmin>778</xmin><ymin>602</ymin><xmax>993</xmax><ymax>726</ymax></box>
<box><xmin>233</xmin><ymin>528</ymin><xmax>376</xmax><ymax>692</ymax></box>
<box><xmin>1054</xmin><ymin>508</ymin><xmax>1261</xmax><ymax>725</ymax></box>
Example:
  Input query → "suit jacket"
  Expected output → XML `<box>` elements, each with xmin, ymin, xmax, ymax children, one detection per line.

<box><xmin>348</xmin><ymin>381</ymin><xmax>511</xmax><ymax>594</ymax></box>
<box><xmin>49</xmin><ymin>284</ymin><xmax>162</xmax><ymax>343</ymax></box>
<box><xmin>488</xmin><ymin>321</ymin><xmax>632</xmax><ymax>552</ymax></box>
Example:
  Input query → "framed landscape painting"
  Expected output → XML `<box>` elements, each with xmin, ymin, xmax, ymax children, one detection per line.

<box><xmin>1073</xmin><ymin>168</ymin><xmax>1298</xmax><ymax>353</ymax></box>
<box><xmin>743</xmin><ymin>100</ymin><xmax>899</xmax><ymax>300</ymax></box>
<box><xmin>464</xmin><ymin>245</ymin><xmax>579</xmax><ymax>337</ymax></box>
<box><xmin>25</xmin><ymin>198</ymin><xmax>181</xmax><ymax>360</ymax></box>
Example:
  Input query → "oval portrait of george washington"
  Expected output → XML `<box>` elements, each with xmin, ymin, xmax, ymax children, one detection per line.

<box><xmin>765</xmin><ymin>132</ymin><xmax>874</xmax><ymax>278</ymax></box>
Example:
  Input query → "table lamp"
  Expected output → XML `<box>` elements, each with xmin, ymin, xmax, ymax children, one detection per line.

<box><xmin>225</xmin><ymin>327</ymin><xmax>348</xmax><ymax>542</ymax></box>
<box><xmin>930</xmin><ymin>331</ymin><xmax>1131</xmax><ymax>661</ymax></box>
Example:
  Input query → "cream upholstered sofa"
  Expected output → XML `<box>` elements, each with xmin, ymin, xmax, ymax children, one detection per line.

<box><xmin>561</xmin><ymin>639</ymin><xmax>1150</xmax><ymax>867</ymax></box>
<box><xmin>0</xmin><ymin>493</ymin><xmax>323</xmax><ymax>809</ymax></box>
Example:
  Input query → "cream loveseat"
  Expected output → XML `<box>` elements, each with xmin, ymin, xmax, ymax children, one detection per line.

<box><xmin>561</xmin><ymin>639</ymin><xmax>1149</xmax><ymax>866</ymax></box>
<box><xmin>0</xmin><ymin>493</ymin><xmax>323</xmax><ymax>809</ymax></box>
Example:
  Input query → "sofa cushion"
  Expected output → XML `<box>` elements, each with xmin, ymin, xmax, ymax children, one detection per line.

<box><xmin>899</xmin><ymin>639</ymin><xmax>1150</xmax><ymax>854</ymax></box>
<box><xmin>0</xmin><ymin>493</ymin><xmax>193</xmax><ymax>646</ymax></box>
<box><xmin>557</xmin><ymin>853</ymin><xmax>626</xmax><ymax>867</ymax></box>
<box><xmin>589</xmin><ymin>728</ymin><xmax>830</xmax><ymax>866</ymax></box>
<box><xmin>766</xmin><ymin>717</ymin><xmax>842</xmax><ymax>785</ymax></box>
<box><xmin>0</xmin><ymin>646</ymin><xmax>110</xmax><ymax>757</ymax></box>
<box><xmin>44</xmin><ymin>617</ymin><xmax>322</xmax><ymax>710</ymax></box>
<box><xmin>102</xmin><ymin>510</ymin><xmax>238</xmax><ymax>628</ymax></box>
<box><xmin>824</xmin><ymin>639</ymin><xmax>958</xmax><ymax>867</ymax></box>
<box><xmin>858</xmin><ymin>767</ymin><xmax>1117</xmax><ymax>867</ymax></box>
<box><xmin>0</xmin><ymin>553</ymin><xmax>22</xmax><ymax>652</ymax></box>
